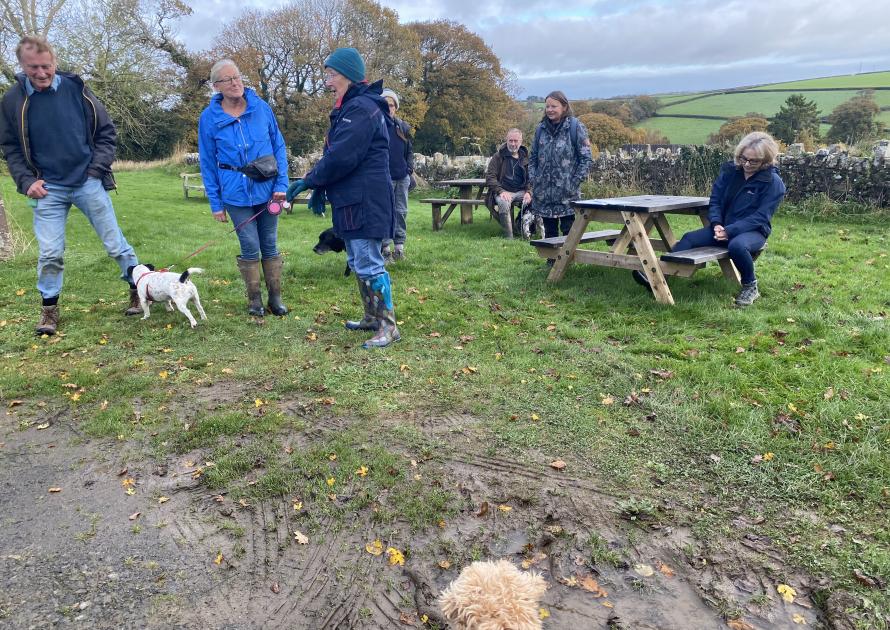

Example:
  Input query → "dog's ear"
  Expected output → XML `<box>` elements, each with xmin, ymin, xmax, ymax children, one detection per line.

<box><xmin>146</xmin><ymin>263</ymin><xmax>155</xmax><ymax>271</ymax></box>
<box><xmin>126</xmin><ymin>265</ymin><xmax>136</xmax><ymax>279</ymax></box>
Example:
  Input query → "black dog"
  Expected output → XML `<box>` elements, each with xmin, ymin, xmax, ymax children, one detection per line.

<box><xmin>313</xmin><ymin>228</ymin><xmax>351</xmax><ymax>276</ymax></box>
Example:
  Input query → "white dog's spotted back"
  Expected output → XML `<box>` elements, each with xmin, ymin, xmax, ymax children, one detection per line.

<box><xmin>131</xmin><ymin>265</ymin><xmax>207</xmax><ymax>328</ymax></box>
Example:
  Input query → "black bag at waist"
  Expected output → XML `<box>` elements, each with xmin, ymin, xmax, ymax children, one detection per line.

<box><xmin>218</xmin><ymin>154</ymin><xmax>278</xmax><ymax>181</ymax></box>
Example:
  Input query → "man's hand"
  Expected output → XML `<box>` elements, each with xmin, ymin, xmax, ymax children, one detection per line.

<box><xmin>27</xmin><ymin>179</ymin><xmax>48</xmax><ymax>199</ymax></box>
<box><xmin>522</xmin><ymin>191</ymin><xmax>532</xmax><ymax>207</ymax></box>
<box><xmin>212</xmin><ymin>210</ymin><xmax>228</xmax><ymax>223</ymax></box>
<box><xmin>286</xmin><ymin>179</ymin><xmax>309</xmax><ymax>202</ymax></box>
<box><xmin>713</xmin><ymin>225</ymin><xmax>728</xmax><ymax>241</ymax></box>
<box><xmin>498</xmin><ymin>190</ymin><xmax>512</xmax><ymax>203</ymax></box>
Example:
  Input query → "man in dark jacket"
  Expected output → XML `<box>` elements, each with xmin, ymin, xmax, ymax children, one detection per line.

<box><xmin>0</xmin><ymin>36</ymin><xmax>141</xmax><ymax>335</ymax></box>
<box><xmin>286</xmin><ymin>48</ymin><xmax>399</xmax><ymax>348</ymax></box>
<box><xmin>380</xmin><ymin>88</ymin><xmax>413</xmax><ymax>262</ymax></box>
<box><xmin>484</xmin><ymin>129</ymin><xmax>531</xmax><ymax>238</ymax></box>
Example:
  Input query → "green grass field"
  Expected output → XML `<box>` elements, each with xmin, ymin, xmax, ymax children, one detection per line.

<box><xmin>633</xmin><ymin>116</ymin><xmax>724</xmax><ymax>145</ymax></box>
<box><xmin>659</xmin><ymin>90</ymin><xmax>890</xmax><ymax>119</ymax></box>
<box><xmin>1</xmin><ymin>168</ymin><xmax>889</xmax><ymax>627</ymax></box>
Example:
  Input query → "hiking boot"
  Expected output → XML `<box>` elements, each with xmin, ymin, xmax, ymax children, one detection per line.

<box><xmin>36</xmin><ymin>305</ymin><xmax>60</xmax><ymax>335</ymax></box>
<box><xmin>124</xmin><ymin>286</ymin><xmax>143</xmax><ymax>315</ymax></box>
<box><xmin>261</xmin><ymin>256</ymin><xmax>288</xmax><ymax>316</ymax></box>
<box><xmin>345</xmin><ymin>276</ymin><xmax>378</xmax><ymax>331</ymax></box>
<box><xmin>381</xmin><ymin>244</ymin><xmax>394</xmax><ymax>265</ymax></box>
<box><xmin>393</xmin><ymin>244</ymin><xmax>405</xmax><ymax>260</ymax></box>
<box><xmin>236</xmin><ymin>257</ymin><xmax>265</xmax><ymax>317</ymax></box>
<box><xmin>632</xmin><ymin>270</ymin><xmax>653</xmax><ymax>293</ymax></box>
<box><xmin>735</xmin><ymin>281</ymin><xmax>760</xmax><ymax>307</ymax></box>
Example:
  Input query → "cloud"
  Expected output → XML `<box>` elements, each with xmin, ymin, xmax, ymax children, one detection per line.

<box><xmin>178</xmin><ymin>0</ymin><xmax>890</xmax><ymax>97</ymax></box>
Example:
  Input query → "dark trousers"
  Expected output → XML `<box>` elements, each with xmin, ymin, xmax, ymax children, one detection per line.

<box><xmin>673</xmin><ymin>227</ymin><xmax>766</xmax><ymax>285</ymax></box>
<box><xmin>542</xmin><ymin>215</ymin><xmax>574</xmax><ymax>238</ymax></box>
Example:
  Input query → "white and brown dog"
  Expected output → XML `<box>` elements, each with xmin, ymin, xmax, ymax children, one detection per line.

<box><xmin>438</xmin><ymin>559</ymin><xmax>548</xmax><ymax>629</ymax></box>
<box><xmin>126</xmin><ymin>264</ymin><xmax>207</xmax><ymax>328</ymax></box>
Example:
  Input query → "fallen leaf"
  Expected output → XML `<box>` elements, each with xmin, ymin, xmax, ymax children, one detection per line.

<box><xmin>366</xmin><ymin>539</ymin><xmax>384</xmax><ymax>556</ymax></box>
<box><xmin>7</xmin><ymin>400</ymin><xmax>23</xmax><ymax>408</ymax></box>
<box><xmin>601</xmin><ymin>395</ymin><xmax>615</xmax><ymax>405</ymax></box>
<box><xmin>293</xmin><ymin>530</ymin><xmax>309</xmax><ymax>545</ymax></box>
<box><xmin>48</xmin><ymin>487</ymin><xmax>62</xmax><ymax>493</ymax></box>
<box><xmin>530</xmin><ymin>413</ymin><xmax>540</xmax><ymax>421</ymax></box>
<box><xmin>792</xmin><ymin>614</ymin><xmax>807</xmax><ymax>625</ymax></box>
<box><xmin>633</xmin><ymin>563</ymin><xmax>655</xmax><ymax>577</ymax></box>
<box><xmin>539</xmin><ymin>608</ymin><xmax>550</xmax><ymax>620</ymax></box>
<box><xmin>438</xmin><ymin>559</ymin><xmax>451</xmax><ymax>569</ymax></box>
<box><xmin>399</xmin><ymin>611</ymin><xmax>416</xmax><ymax>625</ymax></box>
<box><xmin>270</xmin><ymin>582</ymin><xmax>280</xmax><ymax>594</ymax></box>
<box><xmin>121</xmin><ymin>477</ymin><xmax>136</xmax><ymax>488</ymax></box>
<box><xmin>497</xmin><ymin>504</ymin><xmax>512</xmax><ymax>512</ymax></box>
<box><xmin>326</xmin><ymin>477</ymin><xmax>335</xmax><ymax>487</ymax></box>
<box><xmin>477</xmin><ymin>502</ymin><xmax>489</xmax><ymax>517</ymax></box>
<box><xmin>36</xmin><ymin>422</ymin><xmax>50</xmax><ymax>430</ymax></box>
<box><xmin>125</xmin><ymin>487</ymin><xmax>136</xmax><ymax>496</ymax></box>
<box><xmin>658</xmin><ymin>562</ymin><xmax>675</xmax><ymax>577</ymax></box>
<box><xmin>158</xmin><ymin>496</ymin><xmax>170</xmax><ymax>504</ymax></box>
<box><xmin>727</xmin><ymin>620</ymin><xmax>755</xmax><ymax>630</ymax></box>
<box><xmin>580</xmin><ymin>575</ymin><xmax>608</xmax><ymax>597</ymax></box>
<box><xmin>399</xmin><ymin>364</ymin><xmax>411</xmax><ymax>372</ymax></box>
<box><xmin>387</xmin><ymin>547</ymin><xmax>405</xmax><ymax>566</ymax></box>
<box><xmin>777</xmin><ymin>584</ymin><xmax>796</xmax><ymax>603</ymax></box>
<box><xmin>550</xmin><ymin>459</ymin><xmax>567</xmax><ymax>471</ymax></box>
<box><xmin>292</xmin><ymin>500</ymin><xmax>303</xmax><ymax>511</ymax></box>
<box><xmin>158</xmin><ymin>370</ymin><xmax>168</xmax><ymax>379</ymax></box>
<box><xmin>214</xmin><ymin>552</ymin><xmax>223</xmax><ymax>565</ymax></box>
<box><xmin>355</xmin><ymin>465</ymin><xmax>369</xmax><ymax>477</ymax></box>
<box><xmin>255</xmin><ymin>398</ymin><xmax>264</xmax><ymax>407</ymax></box>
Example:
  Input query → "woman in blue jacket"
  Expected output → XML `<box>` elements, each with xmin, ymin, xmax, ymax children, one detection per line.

<box><xmin>634</xmin><ymin>132</ymin><xmax>785</xmax><ymax>307</ymax></box>
<box><xmin>287</xmin><ymin>48</ymin><xmax>399</xmax><ymax>348</ymax></box>
<box><xmin>198</xmin><ymin>59</ymin><xmax>290</xmax><ymax>317</ymax></box>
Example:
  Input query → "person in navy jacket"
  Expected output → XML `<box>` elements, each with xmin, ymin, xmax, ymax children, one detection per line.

<box><xmin>634</xmin><ymin>132</ymin><xmax>785</xmax><ymax>307</ymax></box>
<box><xmin>287</xmin><ymin>48</ymin><xmax>399</xmax><ymax>348</ymax></box>
<box><xmin>198</xmin><ymin>59</ymin><xmax>290</xmax><ymax>318</ymax></box>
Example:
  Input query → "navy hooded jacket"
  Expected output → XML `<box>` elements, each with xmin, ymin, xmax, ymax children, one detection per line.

<box><xmin>708</xmin><ymin>161</ymin><xmax>786</xmax><ymax>239</ymax></box>
<box><xmin>305</xmin><ymin>80</ymin><xmax>395</xmax><ymax>240</ymax></box>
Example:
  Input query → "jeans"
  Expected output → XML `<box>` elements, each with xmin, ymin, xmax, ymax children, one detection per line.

<box><xmin>33</xmin><ymin>177</ymin><xmax>138</xmax><ymax>299</ymax></box>
<box><xmin>541</xmin><ymin>215</ymin><xmax>575</xmax><ymax>238</ymax></box>
<box><xmin>225</xmin><ymin>202</ymin><xmax>279</xmax><ymax>260</ymax></box>
<box><xmin>496</xmin><ymin>190</ymin><xmax>526</xmax><ymax>217</ymax></box>
<box><xmin>386</xmin><ymin>174</ymin><xmax>410</xmax><ymax>246</ymax></box>
<box><xmin>673</xmin><ymin>226</ymin><xmax>766</xmax><ymax>285</ymax></box>
<box><xmin>345</xmin><ymin>238</ymin><xmax>386</xmax><ymax>280</ymax></box>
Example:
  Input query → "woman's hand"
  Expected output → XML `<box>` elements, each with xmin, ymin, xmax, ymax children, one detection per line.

<box><xmin>713</xmin><ymin>225</ymin><xmax>727</xmax><ymax>241</ymax></box>
<box><xmin>272</xmin><ymin>191</ymin><xmax>286</xmax><ymax>201</ymax></box>
<box><xmin>212</xmin><ymin>210</ymin><xmax>228</xmax><ymax>223</ymax></box>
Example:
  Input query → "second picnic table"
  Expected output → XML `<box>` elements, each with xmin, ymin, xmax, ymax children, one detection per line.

<box><xmin>532</xmin><ymin>194</ymin><xmax>746</xmax><ymax>306</ymax></box>
<box><xmin>422</xmin><ymin>178</ymin><xmax>491</xmax><ymax>230</ymax></box>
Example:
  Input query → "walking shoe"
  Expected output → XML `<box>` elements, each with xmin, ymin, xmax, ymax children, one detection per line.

<box><xmin>381</xmin><ymin>244</ymin><xmax>394</xmax><ymax>265</ymax></box>
<box><xmin>631</xmin><ymin>270</ymin><xmax>653</xmax><ymax>292</ymax></box>
<box><xmin>393</xmin><ymin>244</ymin><xmax>405</xmax><ymax>261</ymax></box>
<box><xmin>125</xmin><ymin>287</ymin><xmax>142</xmax><ymax>315</ymax></box>
<box><xmin>735</xmin><ymin>281</ymin><xmax>760</xmax><ymax>307</ymax></box>
<box><xmin>36</xmin><ymin>305</ymin><xmax>60</xmax><ymax>335</ymax></box>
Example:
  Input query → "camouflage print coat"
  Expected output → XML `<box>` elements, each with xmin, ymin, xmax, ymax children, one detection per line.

<box><xmin>528</xmin><ymin>117</ymin><xmax>593</xmax><ymax>218</ymax></box>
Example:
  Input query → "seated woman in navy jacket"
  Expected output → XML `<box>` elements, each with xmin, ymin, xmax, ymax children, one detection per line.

<box><xmin>634</xmin><ymin>131</ymin><xmax>785</xmax><ymax>307</ymax></box>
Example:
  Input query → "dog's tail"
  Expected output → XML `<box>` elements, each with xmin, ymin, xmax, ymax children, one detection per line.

<box><xmin>179</xmin><ymin>268</ymin><xmax>204</xmax><ymax>283</ymax></box>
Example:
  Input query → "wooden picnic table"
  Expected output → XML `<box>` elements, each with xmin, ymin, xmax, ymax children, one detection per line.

<box><xmin>533</xmin><ymin>194</ymin><xmax>745</xmax><ymax>306</ymax></box>
<box><xmin>422</xmin><ymin>178</ymin><xmax>491</xmax><ymax>229</ymax></box>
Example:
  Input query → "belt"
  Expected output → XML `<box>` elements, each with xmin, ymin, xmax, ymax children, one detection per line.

<box><xmin>218</xmin><ymin>163</ymin><xmax>241</xmax><ymax>172</ymax></box>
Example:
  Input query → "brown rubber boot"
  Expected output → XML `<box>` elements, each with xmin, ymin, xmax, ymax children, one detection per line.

<box><xmin>236</xmin><ymin>257</ymin><xmax>265</xmax><ymax>317</ymax></box>
<box><xmin>497</xmin><ymin>209</ymin><xmax>514</xmax><ymax>239</ymax></box>
<box><xmin>261</xmin><ymin>256</ymin><xmax>288</xmax><ymax>316</ymax></box>
<box><xmin>36</xmin><ymin>305</ymin><xmax>60</xmax><ymax>335</ymax></box>
<box><xmin>125</xmin><ymin>286</ymin><xmax>142</xmax><ymax>315</ymax></box>
<box><xmin>362</xmin><ymin>273</ymin><xmax>400</xmax><ymax>349</ymax></box>
<box><xmin>345</xmin><ymin>276</ymin><xmax>378</xmax><ymax>331</ymax></box>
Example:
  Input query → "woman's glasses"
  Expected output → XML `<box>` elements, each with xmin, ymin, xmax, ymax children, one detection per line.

<box><xmin>740</xmin><ymin>155</ymin><xmax>762</xmax><ymax>166</ymax></box>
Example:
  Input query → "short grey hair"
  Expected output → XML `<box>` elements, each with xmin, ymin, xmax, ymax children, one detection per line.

<box><xmin>505</xmin><ymin>128</ymin><xmax>522</xmax><ymax>138</ymax></box>
<box><xmin>210</xmin><ymin>59</ymin><xmax>239</xmax><ymax>84</ymax></box>
<box><xmin>734</xmin><ymin>132</ymin><xmax>779</xmax><ymax>168</ymax></box>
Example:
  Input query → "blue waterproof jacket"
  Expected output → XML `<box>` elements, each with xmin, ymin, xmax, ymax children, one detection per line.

<box><xmin>305</xmin><ymin>80</ymin><xmax>395</xmax><ymax>240</ymax></box>
<box><xmin>198</xmin><ymin>88</ymin><xmax>289</xmax><ymax>213</ymax></box>
<box><xmin>708</xmin><ymin>161</ymin><xmax>786</xmax><ymax>239</ymax></box>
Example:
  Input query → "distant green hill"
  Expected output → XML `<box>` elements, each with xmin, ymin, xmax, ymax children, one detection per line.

<box><xmin>635</xmin><ymin>71</ymin><xmax>890</xmax><ymax>144</ymax></box>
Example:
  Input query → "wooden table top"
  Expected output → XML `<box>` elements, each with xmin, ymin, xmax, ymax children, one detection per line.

<box><xmin>435</xmin><ymin>178</ymin><xmax>486</xmax><ymax>186</ymax></box>
<box><xmin>573</xmin><ymin>195</ymin><xmax>709</xmax><ymax>213</ymax></box>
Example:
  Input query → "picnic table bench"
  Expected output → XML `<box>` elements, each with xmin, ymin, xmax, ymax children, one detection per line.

<box><xmin>421</xmin><ymin>178</ymin><xmax>497</xmax><ymax>230</ymax></box>
<box><xmin>179</xmin><ymin>173</ymin><xmax>310</xmax><ymax>212</ymax></box>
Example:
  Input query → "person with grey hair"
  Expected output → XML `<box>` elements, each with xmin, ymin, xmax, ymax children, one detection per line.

<box><xmin>484</xmin><ymin>128</ymin><xmax>531</xmax><ymax>238</ymax></box>
<box><xmin>380</xmin><ymin>88</ymin><xmax>413</xmax><ymax>261</ymax></box>
<box><xmin>632</xmin><ymin>131</ymin><xmax>785</xmax><ymax>307</ymax></box>
<box><xmin>198</xmin><ymin>59</ymin><xmax>291</xmax><ymax>317</ymax></box>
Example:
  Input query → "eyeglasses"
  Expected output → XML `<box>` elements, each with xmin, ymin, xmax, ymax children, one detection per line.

<box><xmin>212</xmin><ymin>75</ymin><xmax>242</xmax><ymax>86</ymax></box>
<box><xmin>323</xmin><ymin>70</ymin><xmax>339</xmax><ymax>81</ymax></box>
<box><xmin>740</xmin><ymin>156</ymin><xmax>762</xmax><ymax>166</ymax></box>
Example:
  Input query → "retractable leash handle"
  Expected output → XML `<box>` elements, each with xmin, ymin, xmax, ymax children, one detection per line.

<box><xmin>267</xmin><ymin>199</ymin><xmax>290</xmax><ymax>215</ymax></box>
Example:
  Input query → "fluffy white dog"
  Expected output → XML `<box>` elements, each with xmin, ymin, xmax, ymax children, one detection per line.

<box><xmin>127</xmin><ymin>264</ymin><xmax>207</xmax><ymax>328</ymax></box>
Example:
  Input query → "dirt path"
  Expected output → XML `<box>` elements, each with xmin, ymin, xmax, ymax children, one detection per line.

<box><xmin>1</xmin><ymin>408</ymin><xmax>826</xmax><ymax>629</ymax></box>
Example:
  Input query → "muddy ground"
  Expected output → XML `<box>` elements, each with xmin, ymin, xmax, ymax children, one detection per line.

<box><xmin>1</xmin><ymin>395</ymin><xmax>835</xmax><ymax>629</ymax></box>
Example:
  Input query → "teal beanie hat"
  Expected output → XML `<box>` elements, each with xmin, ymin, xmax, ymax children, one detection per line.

<box><xmin>324</xmin><ymin>47</ymin><xmax>366</xmax><ymax>83</ymax></box>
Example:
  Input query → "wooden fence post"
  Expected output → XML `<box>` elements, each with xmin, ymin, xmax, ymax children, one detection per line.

<box><xmin>0</xmin><ymin>197</ymin><xmax>12</xmax><ymax>260</ymax></box>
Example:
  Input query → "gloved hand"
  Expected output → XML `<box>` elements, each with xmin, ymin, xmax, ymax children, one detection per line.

<box><xmin>286</xmin><ymin>178</ymin><xmax>309</xmax><ymax>202</ymax></box>
<box><xmin>308</xmin><ymin>188</ymin><xmax>327</xmax><ymax>216</ymax></box>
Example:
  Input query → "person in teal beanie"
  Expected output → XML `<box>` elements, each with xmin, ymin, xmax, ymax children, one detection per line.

<box><xmin>287</xmin><ymin>47</ymin><xmax>399</xmax><ymax>348</ymax></box>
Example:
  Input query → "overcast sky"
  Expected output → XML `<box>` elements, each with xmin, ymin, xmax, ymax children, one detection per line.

<box><xmin>178</xmin><ymin>0</ymin><xmax>890</xmax><ymax>98</ymax></box>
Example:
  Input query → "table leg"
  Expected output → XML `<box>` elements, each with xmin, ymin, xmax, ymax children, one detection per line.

<box><xmin>547</xmin><ymin>210</ymin><xmax>589</xmax><ymax>282</ymax></box>
<box><xmin>459</xmin><ymin>186</ymin><xmax>473</xmax><ymax>224</ymax></box>
<box><xmin>625</xmin><ymin>211</ymin><xmax>674</xmax><ymax>305</ymax></box>
<box><xmin>653</xmin><ymin>214</ymin><xmax>677</xmax><ymax>250</ymax></box>
<box><xmin>697</xmin><ymin>211</ymin><xmax>740</xmax><ymax>284</ymax></box>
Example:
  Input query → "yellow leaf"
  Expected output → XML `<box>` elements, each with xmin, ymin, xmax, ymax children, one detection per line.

<box><xmin>420</xmin><ymin>614</ymin><xmax>428</xmax><ymax>623</ymax></box>
<box><xmin>777</xmin><ymin>584</ymin><xmax>796</xmax><ymax>603</ymax></box>
<box><xmin>727</xmin><ymin>620</ymin><xmax>755</xmax><ymax>630</ymax></box>
<box><xmin>530</xmin><ymin>413</ymin><xmax>540</xmax><ymax>421</ymax></box>
<box><xmin>221</xmin><ymin>368</ymin><xmax>233</xmax><ymax>374</ymax></box>
<box><xmin>386</xmin><ymin>547</ymin><xmax>405</xmax><ymax>566</ymax></box>
<box><xmin>98</xmin><ymin>338</ymin><xmax>108</xmax><ymax>345</ymax></box>
<box><xmin>125</xmin><ymin>487</ymin><xmax>136</xmax><ymax>496</ymax></box>
<box><xmin>254</xmin><ymin>398</ymin><xmax>264</xmax><ymax>407</ymax></box>
<box><xmin>292</xmin><ymin>500</ymin><xmax>303</xmax><ymax>511</ymax></box>
<box><xmin>100</xmin><ymin>400</ymin><xmax>109</xmax><ymax>410</ymax></box>
<box><xmin>355</xmin><ymin>466</ymin><xmax>368</xmax><ymax>477</ymax></box>
<box><xmin>539</xmin><ymin>608</ymin><xmax>550</xmax><ymax>620</ymax></box>
<box><xmin>601</xmin><ymin>395</ymin><xmax>615</xmax><ymax>405</ymax></box>
<box><xmin>48</xmin><ymin>487</ymin><xmax>62</xmax><ymax>493</ymax></box>
<box><xmin>16</xmin><ymin>288</ymin><xmax>26</xmax><ymax>296</ymax></box>
<box><xmin>788</xmin><ymin>403</ymin><xmax>798</xmax><ymax>412</ymax></box>
<box><xmin>399</xmin><ymin>364</ymin><xmax>411</xmax><ymax>372</ymax></box>
<box><xmin>214</xmin><ymin>552</ymin><xmax>223</xmax><ymax>565</ymax></box>
<box><xmin>158</xmin><ymin>496</ymin><xmax>169</xmax><ymax>504</ymax></box>
<box><xmin>497</xmin><ymin>504</ymin><xmax>512</xmax><ymax>512</ymax></box>
<box><xmin>365</xmin><ymin>539</ymin><xmax>384</xmax><ymax>556</ymax></box>
<box><xmin>792</xmin><ymin>613</ymin><xmax>807</xmax><ymax>625</ymax></box>
<box><xmin>36</xmin><ymin>422</ymin><xmax>50</xmax><ymax>430</ymax></box>
<box><xmin>328</xmin><ymin>453</ymin><xmax>337</xmax><ymax>461</ymax></box>
<box><xmin>762</xmin><ymin>452</ymin><xmax>775</xmax><ymax>461</ymax></box>
<box><xmin>121</xmin><ymin>477</ymin><xmax>136</xmax><ymax>488</ymax></box>
<box><xmin>70</xmin><ymin>392</ymin><xmax>81</xmax><ymax>402</ymax></box>
<box><xmin>158</xmin><ymin>370</ymin><xmax>168</xmax><ymax>379</ymax></box>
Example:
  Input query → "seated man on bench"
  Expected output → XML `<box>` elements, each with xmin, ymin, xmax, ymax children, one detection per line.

<box><xmin>633</xmin><ymin>132</ymin><xmax>785</xmax><ymax>307</ymax></box>
<box><xmin>484</xmin><ymin>128</ymin><xmax>531</xmax><ymax>239</ymax></box>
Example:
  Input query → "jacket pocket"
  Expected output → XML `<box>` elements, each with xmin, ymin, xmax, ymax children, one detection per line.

<box><xmin>336</xmin><ymin>204</ymin><xmax>364</xmax><ymax>232</ymax></box>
